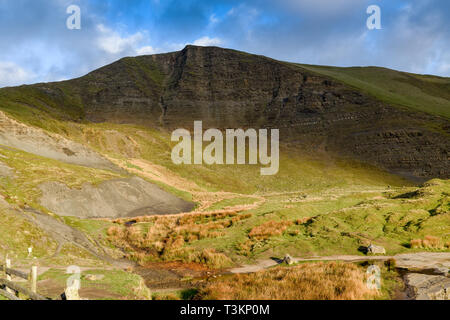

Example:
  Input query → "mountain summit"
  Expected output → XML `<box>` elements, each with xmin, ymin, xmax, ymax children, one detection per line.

<box><xmin>0</xmin><ymin>45</ymin><xmax>449</xmax><ymax>180</ymax></box>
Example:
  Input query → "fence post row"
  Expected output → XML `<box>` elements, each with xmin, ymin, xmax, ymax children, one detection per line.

<box><xmin>0</xmin><ymin>255</ymin><xmax>41</xmax><ymax>300</ymax></box>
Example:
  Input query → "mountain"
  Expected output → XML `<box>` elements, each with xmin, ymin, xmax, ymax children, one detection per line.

<box><xmin>0</xmin><ymin>45</ymin><xmax>448</xmax><ymax>181</ymax></box>
<box><xmin>0</xmin><ymin>46</ymin><xmax>449</xmax><ymax>299</ymax></box>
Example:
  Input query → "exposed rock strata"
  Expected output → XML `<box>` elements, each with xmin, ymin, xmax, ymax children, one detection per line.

<box><xmin>2</xmin><ymin>46</ymin><xmax>449</xmax><ymax>180</ymax></box>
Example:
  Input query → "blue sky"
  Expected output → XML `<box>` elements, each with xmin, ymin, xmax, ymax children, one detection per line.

<box><xmin>0</xmin><ymin>0</ymin><xmax>449</xmax><ymax>87</ymax></box>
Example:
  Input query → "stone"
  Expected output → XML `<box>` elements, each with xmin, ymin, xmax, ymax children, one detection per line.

<box><xmin>64</xmin><ymin>282</ymin><xmax>81</xmax><ymax>300</ymax></box>
<box><xmin>283</xmin><ymin>254</ymin><xmax>294</xmax><ymax>265</ymax></box>
<box><xmin>405</xmin><ymin>273</ymin><xmax>450</xmax><ymax>300</ymax></box>
<box><xmin>367</xmin><ymin>244</ymin><xmax>386</xmax><ymax>254</ymax></box>
<box><xmin>84</xmin><ymin>274</ymin><xmax>105</xmax><ymax>281</ymax></box>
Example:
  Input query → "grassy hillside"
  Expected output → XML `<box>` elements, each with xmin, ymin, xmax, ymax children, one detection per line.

<box><xmin>0</xmin><ymin>145</ymin><xmax>125</xmax><ymax>213</ymax></box>
<box><xmin>0</xmin><ymin>47</ymin><xmax>448</xmax><ymax>300</ymax></box>
<box><xmin>298</xmin><ymin>64</ymin><xmax>450</xmax><ymax>119</ymax></box>
<box><xmin>108</xmin><ymin>179</ymin><xmax>449</xmax><ymax>268</ymax></box>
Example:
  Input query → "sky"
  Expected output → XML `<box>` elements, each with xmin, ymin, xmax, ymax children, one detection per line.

<box><xmin>0</xmin><ymin>0</ymin><xmax>449</xmax><ymax>87</ymax></box>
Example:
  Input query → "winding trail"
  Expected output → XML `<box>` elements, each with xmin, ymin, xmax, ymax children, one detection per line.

<box><xmin>229</xmin><ymin>252</ymin><xmax>450</xmax><ymax>274</ymax></box>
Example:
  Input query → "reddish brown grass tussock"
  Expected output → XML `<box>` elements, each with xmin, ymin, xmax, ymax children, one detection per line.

<box><xmin>410</xmin><ymin>235</ymin><xmax>444</xmax><ymax>249</ymax></box>
<box><xmin>196</xmin><ymin>262</ymin><xmax>378</xmax><ymax>300</ymax></box>
<box><xmin>107</xmin><ymin>212</ymin><xmax>251</xmax><ymax>267</ymax></box>
<box><xmin>248</xmin><ymin>220</ymin><xmax>293</xmax><ymax>240</ymax></box>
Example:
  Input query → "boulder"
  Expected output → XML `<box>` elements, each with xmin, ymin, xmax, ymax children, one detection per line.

<box><xmin>283</xmin><ymin>254</ymin><xmax>294</xmax><ymax>265</ymax></box>
<box><xmin>84</xmin><ymin>274</ymin><xmax>105</xmax><ymax>281</ymax></box>
<box><xmin>367</xmin><ymin>244</ymin><xmax>386</xmax><ymax>255</ymax></box>
<box><xmin>405</xmin><ymin>273</ymin><xmax>450</xmax><ymax>300</ymax></box>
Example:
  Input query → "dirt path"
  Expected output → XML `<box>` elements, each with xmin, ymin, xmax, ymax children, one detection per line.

<box><xmin>229</xmin><ymin>252</ymin><xmax>450</xmax><ymax>274</ymax></box>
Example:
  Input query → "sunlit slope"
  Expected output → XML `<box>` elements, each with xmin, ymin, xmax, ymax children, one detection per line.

<box><xmin>49</xmin><ymin>122</ymin><xmax>411</xmax><ymax>194</ymax></box>
<box><xmin>298</xmin><ymin>64</ymin><xmax>450</xmax><ymax>119</ymax></box>
<box><xmin>0</xmin><ymin>46</ymin><xmax>448</xmax><ymax>184</ymax></box>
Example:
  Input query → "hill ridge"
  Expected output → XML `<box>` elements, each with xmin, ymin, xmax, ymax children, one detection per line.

<box><xmin>0</xmin><ymin>45</ymin><xmax>448</xmax><ymax>180</ymax></box>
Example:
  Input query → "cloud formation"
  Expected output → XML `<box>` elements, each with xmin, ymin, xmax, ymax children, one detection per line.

<box><xmin>0</xmin><ymin>0</ymin><xmax>448</xmax><ymax>87</ymax></box>
<box><xmin>193</xmin><ymin>36</ymin><xmax>223</xmax><ymax>46</ymax></box>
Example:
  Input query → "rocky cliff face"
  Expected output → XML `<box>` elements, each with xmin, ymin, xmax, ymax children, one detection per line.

<box><xmin>3</xmin><ymin>46</ymin><xmax>450</xmax><ymax>180</ymax></box>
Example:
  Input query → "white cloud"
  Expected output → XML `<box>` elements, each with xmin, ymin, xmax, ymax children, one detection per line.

<box><xmin>209</xmin><ymin>14</ymin><xmax>219</xmax><ymax>24</ymax></box>
<box><xmin>96</xmin><ymin>24</ymin><xmax>146</xmax><ymax>55</ymax></box>
<box><xmin>192</xmin><ymin>36</ymin><xmax>223</xmax><ymax>47</ymax></box>
<box><xmin>0</xmin><ymin>62</ymin><xmax>35</xmax><ymax>87</ymax></box>
<box><xmin>136</xmin><ymin>46</ymin><xmax>157</xmax><ymax>55</ymax></box>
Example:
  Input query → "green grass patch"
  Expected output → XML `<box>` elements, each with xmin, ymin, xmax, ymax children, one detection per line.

<box><xmin>298</xmin><ymin>64</ymin><xmax>450</xmax><ymax>119</ymax></box>
<box><xmin>0</xmin><ymin>145</ymin><xmax>124</xmax><ymax>211</ymax></box>
<box><xmin>206</xmin><ymin>197</ymin><xmax>259</xmax><ymax>211</ymax></box>
<box><xmin>38</xmin><ymin>268</ymin><xmax>151</xmax><ymax>300</ymax></box>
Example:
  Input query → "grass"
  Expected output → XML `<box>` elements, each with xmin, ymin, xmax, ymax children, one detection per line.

<box><xmin>277</xmin><ymin>180</ymin><xmax>450</xmax><ymax>256</ymax></box>
<box><xmin>0</xmin><ymin>104</ymin><xmax>412</xmax><ymax>196</ymax></box>
<box><xmin>46</xmin><ymin>243</ymin><xmax>102</xmax><ymax>267</ymax></box>
<box><xmin>205</xmin><ymin>197</ymin><xmax>259</xmax><ymax>211</ymax></box>
<box><xmin>152</xmin><ymin>288</ymin><xmax>199</xmax><ymax>300</ymax></box>
<box><xmin>107</xmin><ymin>211</ymin><xmax>252</xmax><ymax>268</ymax></box>
<box><xmin>1</xmin><ymin>120</ymin><xmax>446</xmax><ymax>271</ymax></box>
<box><xmin>297</xmin><ymin>64</ymin><xmax>450</xmax><ymax>119</ymax></box>
<box><xmin>188</xmin><ymin>180</ymin><xmax>449</xmax><ymax>262</ymax></box>
<box><xmin>248</xmin><ymin>220</ymin><xmax>293</xmax><ymax>240</ymax></box>
<box><xmin>0</xmin><ymin>207</ymin><xmax>58</xmax><ymax>259</ymax></box>
<box><xmin>0</xmin><ymin>145</ymin><xmax>124</xmax><ymax>212</ymax></box>
<box><xmin>38</xmin><ymin>268</ymin><xmax>151</xmax><ymax>300</ymax></box>
<box><xmin>104</xmin><ymin>178</ymin><xmax>449</xmax><ymax>268</ymax></box>
<box><xmin>410</xmin><ymin>235</ymin><xmax>449</xmax><ymax>249</ymax></box>
<box><xmin>196</xmin><ymin>262</ymin><xmax>379</xmax><ymax>300</ymax></box>
<box><xmin>0</xmin><ymin>51</ymin><xmax>447</xmax><ymax>300</ymax></box>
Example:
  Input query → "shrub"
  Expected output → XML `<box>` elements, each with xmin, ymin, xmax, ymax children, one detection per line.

<box><xmin>385</xmin><ymin>258</ymin><xmax>396</xmax><ymax>271</ymax></box>
<box><xmin>410</xmin><ymin>239</ymin><xmax>423</xmax><ymax>248</ymax></box>
<box><xmin>422</xmin><ymin>236</ymin><xmax>442</xmax><ymax>248</ymax></box>
<box><xmin>294</xmin><ymin>217</ymin><xmax>312</xmax><ymax>225</ymax></box>
<box><xmin>107</xmin><ymin>212</ymin><xmax>251</xmax><ymax>267</ymax></box>
<box><xmin>410</xmin><ymin>236</ymin><xmax>443</xmax><ymax>249</ymax></box>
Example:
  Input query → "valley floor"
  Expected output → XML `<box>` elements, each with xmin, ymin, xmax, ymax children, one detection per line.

<box><xmin>0</xmin><ymin>115</ymin><xmax>449</xmax><ymax>300</ymax></box>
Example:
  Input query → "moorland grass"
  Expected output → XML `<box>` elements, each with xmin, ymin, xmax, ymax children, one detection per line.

<box><xmin>196</xmin><ymin>262</ymin><xmax>378</xmax><ymax>300</ymax></box>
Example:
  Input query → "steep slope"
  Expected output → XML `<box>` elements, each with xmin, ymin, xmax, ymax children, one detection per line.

<box><xmin>0</xmin><ymin>45</ymin><xmax>448</xmax><ymax>181</ymax></box>
<box><xmin>299</xmin><ymin>64</ymin><xmax>450</xmax><ymax>118</ymax></box>
<box><xmin>0</xmin><ymin>47</ymin><xmax>448</xmax><ymax>293</ymax></box>
<box><xmin>0</xmin><ymin>110</ymin><xmax>117</xmax><ymax>171</ymax></box>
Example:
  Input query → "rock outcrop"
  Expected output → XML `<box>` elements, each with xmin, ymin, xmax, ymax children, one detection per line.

<box><xmin>283</xmin><ymin>254</ymin><xmax>294</xmax><ymax>265</ymax></box>
<box><xmin>405</xmin><ymin>273</ymin><xmax>450</xmax><ymax>300</ymax></box>
<box><xmin>367</xmin><ymin>244</ymin><xmax>386</xmax><ymax>254</ymax></box>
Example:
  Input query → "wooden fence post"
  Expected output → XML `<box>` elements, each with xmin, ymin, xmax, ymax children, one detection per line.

<box><xmin>30</xmin><ymin>265</ymin><xmax>37</xmax><ymax>293</ymax></box>
<box><xmin>5</xmin><ymin>257</ymin><xmax>14</xmax><ymax>295</ymax></box>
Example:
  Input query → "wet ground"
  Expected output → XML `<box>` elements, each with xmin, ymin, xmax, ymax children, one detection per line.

<box><xmin>134</xmin><ymin>261</ymin><xmax>222</xmax><ymax>291</ymax></box>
